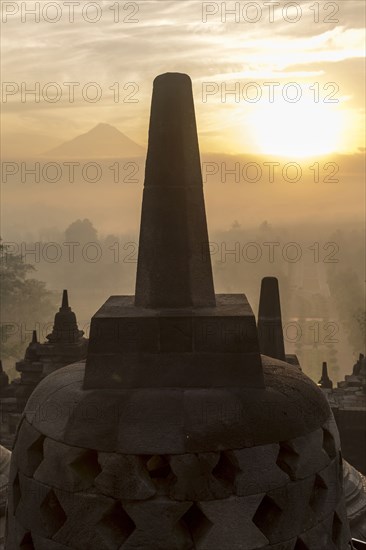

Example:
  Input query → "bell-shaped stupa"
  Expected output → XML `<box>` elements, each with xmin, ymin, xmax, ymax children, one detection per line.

<box><xmin>5</xmin><ymin>73</ymin><xmax>351</xmax><ymax>550</ymax></box>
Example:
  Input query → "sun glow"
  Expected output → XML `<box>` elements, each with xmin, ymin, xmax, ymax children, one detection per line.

<box><xmin>246</xmin><ymin>98</ymin><xmax>346</xmax><ymax>158</ymax></box>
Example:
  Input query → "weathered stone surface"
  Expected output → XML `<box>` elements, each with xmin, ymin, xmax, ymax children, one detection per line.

<box><xmin>169</xmin><ymin>452</ymin><xmax>231</xmax><ymax>501</ymax></box>
<box><xmin>135</xmin><ymin>72</ymin><xmax>215</xmax><ymax>310</ymax></box>
<box><xmin>233</xmin><ymin>444</ymin><xmax>290</xmax><ymax>495</ymax></box>
<box><xmin>322</xmin><ymin>415</ymin><xmax>341</xmax><ymax>454</ymax></box>
<box><xmin>285</xmin><ymin>354</ymin><xmax>300</xmax><ymax>368</ymax></box>
<box><xmin>308</xmin><ymin>459</ymin><xmax>340</xmax><ymax>521</ymax></box>
<box><xmin>10</xmin><ymin>420</ymin><xmax>45</xmax><ymax>478</ymax></box>
<box><xmin>5</xmin><ymin>520</ymin><xmax>33</xmax><ymax>549</ymax></box>
<box><xmin>261</xmin><ymin>356</ymin><xmax>331</xmax><ymax>437</ymax></box>
<box><xmin>23</xmin><ymin>361</ymin><xmax>332</xmax><ymax>455</ymax></box>
<box><xmin>95</xmin><ymin>453</ymin><xmax>156</xmax><ymax>500</ymax></box>
<box><xmin>333</xmin><ymin>501</ymin><xmax>352</xmax><ymax>548</ymax></box>
<box><xmin>196</xmin><ymin>495</ymin><xmax>269</xmax><ymax>549</ymax></box>
<box><xmin>295</xmin><ymin>513</ymin><xmax>337</xmax><ymax>549</ymax></box>
<box><xmin>24</xmin><ymin>363</ymin><xmax>85</xmax><ymax>429</ymax></box>
<box><xmin>342</xmin><ymin>459</ymin><xmax>366</xmax><ymax>540</ymax></box>
<box><xmin>276</xmin><ymin>428</ymin><xmax>330</xmax><ymax>480</ymax></box>
<box><xmin>253</xmin><ymin>477</ymin><xmax>316</xmax><ymax>543</ymax></box>
<box><xmin>122</xmin><ymin>498</ymin><xmax>193</xmax><ymax>550</ymax></box>
<box><xmin>34</xmin><ymin>438</ymin><xmax>101</xmax><ymax>492</ymax></box>
<box><xmin>85</xmin><ymin>350</ymin><xmax>263</xmax><ymax>389</ymax></box>
<box><xmin>322</xmin><ymin>425</ymin><xmax>339</xmax><ymax>460</ymax></box>
<box><xmin>14</xmin><ymin>473</ymin><xmax>62</xmax><ymax>537</ymax></box>
<box><xmin>114</xmin><ymin>389</ymin><xmax>186</xmax><ymax>454</ymax></box>
<box><xmin>84</xmin><ymin>294</ymin><xmax>264</xmax><ymax>390</ymax></box>
<box><xmin>53</xmin><ymin>488</ymin><xmax>132</xmax><ymax>549</ymax></box>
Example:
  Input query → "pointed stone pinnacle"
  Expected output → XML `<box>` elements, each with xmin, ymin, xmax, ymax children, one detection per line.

<box><xmin>318</xmin><ymin>361</ymin><xmax>333</xmax><ymax>389</ymax></box>
<box><xmin>61</xmin><ymin>289</ymin><xmax>70</xmax><ymax>310</ymax></box>
<box><xmin>257</xmin><ymin>277</ymin><xmax>286</xmax><ymax>362</ymax></box>
<box><xmin>135</xmin><ymin>73</ymin><xmax>215</xmax><ymax>309</ymax></box>
<box><xmin>25</xmin><ymin>330</ymin><xmax>40</xmax><ymax>361</ymax></box>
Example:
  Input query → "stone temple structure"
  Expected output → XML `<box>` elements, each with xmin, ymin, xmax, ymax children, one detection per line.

<box><xmin>319</xmin><ymin>355</ymin><xmax>366</xmax><ymax>475</ymax></box>
<box><xmin>5</xmin><ymin>73</ymin><xmax>354</xmax><ymax>549</ymax></box>
<box><xmin>0</xmin><ymin>291</ymin><xmax>87</xmax><ymax>450</ymax></box>
<box><xmin>255</xmin><ymin>276</ymin><xmax>366</xmax><ymax>544</ymax></box>
<box><xmin>11</xmin><ymin>289</ymin><xmax>86</xmax><ymax>412</ymax></box>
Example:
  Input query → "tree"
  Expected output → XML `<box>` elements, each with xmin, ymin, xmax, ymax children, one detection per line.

<box><xmin>64</xmin><ymin>218</ymin><xmax>98</xmax><ymax>244</ymax></box>
<box><xmin>0</xmin><ymin>242</ymin><xmax>56</xmax><ymax>372</ymax></box>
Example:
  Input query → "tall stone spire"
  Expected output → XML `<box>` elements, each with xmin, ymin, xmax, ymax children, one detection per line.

<box><xmin>46</xmin><ymin>289</ymin><xmax>84</xmax><ymax>343</ymax></box>
<box><xmin>318</xmin><ymin>361</ymin><xmax>333</xmax><ymax>389</ymax></box>
<box><xmin>135</xmin><ymin>73</ymin><xmax>215</xmax><ymax>308</ymax></box>
<box><xmin>257</xmin><ymin>277</ymin><xmax>286</xmax><ymax>362</ymax></box>
<box><xmin>61</xmin><ymin>288</ymin><xmax>69</xmax><ymax>308</ymax></box>
<box><xmin>84</xmin><ymin>72</ymin><xmax>263</xmax><ymax>389</ymax></box>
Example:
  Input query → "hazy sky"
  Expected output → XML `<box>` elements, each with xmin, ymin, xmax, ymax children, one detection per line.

<box><xmin>1</xmin><ymin>0</ymin><xmax>365</xmax><ymax>156</ymax></box>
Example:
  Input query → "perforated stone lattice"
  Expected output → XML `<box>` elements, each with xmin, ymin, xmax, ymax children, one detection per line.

<box><xmin>25</xmin><ymin>435</ymin><xmax>45</xmax><ymax>477</ymax></box>
<box><xmin>39</xmin><ymin>491</ymin><xmax>67</xmax><ymax>537</ymax></box>
<box><xmin>6</xmin><ymin>418</ymin><xmax>350</xmax><ymax>550</ymax></box>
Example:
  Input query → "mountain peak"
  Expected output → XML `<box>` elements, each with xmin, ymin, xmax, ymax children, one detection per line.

<box><xmin>44</xmin><ymin>124</ymin><xmax>145</xmax><ymax>159</ymax></box>
<box><xmin>91</xmin><ymin>123</ymin><xmax>117</xmax><ymax>133</ymax></box>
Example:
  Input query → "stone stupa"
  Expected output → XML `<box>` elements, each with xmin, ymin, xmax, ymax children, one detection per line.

<box><xmin>5</xmin><ymin>73</ymin><xmax>352</xmax><ymax>549</ymax></box>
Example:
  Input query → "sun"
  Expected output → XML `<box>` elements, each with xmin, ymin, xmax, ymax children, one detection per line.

<box><xmin>246</xmin><ymin>97</ymin><xmax>346</xmax><ymax>158</ymax></box>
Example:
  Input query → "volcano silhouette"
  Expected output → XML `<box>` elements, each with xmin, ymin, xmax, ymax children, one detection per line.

<box><xmin>44</xmin><ymin>123</ymin><xmax>145</xmax><ymax>158</ymax></box>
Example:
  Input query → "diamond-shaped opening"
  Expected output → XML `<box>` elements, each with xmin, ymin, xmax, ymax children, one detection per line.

<box><xmin>27</xmin><ymin>434</ymin><xmax>45</xmax><ymax>475</ymax></box>
<box><xmin>276</xmin><ymin>442</ymin><xmax>300</xmax><ymax>479</ymax></box>
<box><xmin>40</xmin><ymin>490</ymin><xmax>67</xmax><ymax>536</ymax></box>
<box><xmin>309</xmin><ymin>473</ymin><xmax>328</xmax><ymax>512</ymax></box>
<box><xmin>95</xmin><ymin>501</ymin><xmax>135</xmax><ymax>545</ymax></box>
<box><xmin>70</xmin><ymin>449</ymin><xmax>102</xmax><ymax>481</ymax></box>
<box><xmin>332</xmin><ymin>512</ymin><xmax>343</xmax><ymax>544</ymax></box>
<box><xmin>212</xmin><ymin>451</ymin><xmax>239</xmax><ymax>485</ymax></box>
<box><xmin>13</xmin><ymin>472</ymin><xmax>21</xmax><ymax>513</ymax></box>
<box><xmin>182</xmin><ymin>503</ymin><xmax>213</xmax><ymax>542</ymax></box>
<box><xmin>145</xmin><ymin>455</ymin><xmax>172</xmax><ymax>480</ymax></box>
<box><xmin>19</xmin><ymin>531</ymin><xmax>35</xmax><ymax>549</ymax></box>
<box><xmin>293</xmin><ymin>538</ymin><xmax>310</xmax><ymax>550</ymax></box>
<box><xmin>253</xmin><ymin>494</ymin><xmax>283</xmax><ymax>538</ymax></box>
<box><xmin>323</xmin><ymin>428</ymin><xmax>337</xmax><ymax>459</ymax></box>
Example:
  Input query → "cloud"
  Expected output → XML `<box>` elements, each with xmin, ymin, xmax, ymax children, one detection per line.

<box><xmin>1</xmin><ymin>0</ymin><xmax>364</xmax><ymax>151</ymax></box>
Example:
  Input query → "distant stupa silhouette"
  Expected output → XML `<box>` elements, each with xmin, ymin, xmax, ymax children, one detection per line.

<box><xmin>46</xmin><ymin>289</ymin><xmax>84</xmax><ymax>343</ymax></box>
<box><xmin>318</xmin><ymin>361</ymin><xmax>333</xmax><ymax>389</ymax></box>
<box><xmin>257</xmin><ymin>276</ymin><xmax>286</xmax><ymax>362</ymax></box>
<box><xmin>5</xmin><ymin>73</ymin><xmax>351</xmax><ymax>550</ymax></box>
